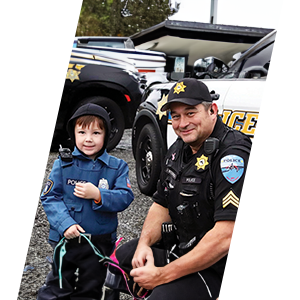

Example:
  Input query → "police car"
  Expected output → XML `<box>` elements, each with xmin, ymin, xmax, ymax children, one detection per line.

<box><xmin>132</xmin><ymin>29</ymin><xmax>276</xmax><ymax>196</ymax></box>
<box><xmin>52</xmin><ymin>48</ymin><xmax>142</xmax><ymax>151</ymax></box>
<box><xmin>73</xmin><ymin>36</ymin><xmax>166</xmax><ymax>74</ymax></box>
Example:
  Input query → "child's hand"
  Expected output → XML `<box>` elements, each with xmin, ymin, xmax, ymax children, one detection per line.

<box><xmin>74</xmin><ymin>182</ymin><xmax>100</xmax><ymax>200</ymax></box>
<box><xmin>64</xmin><ymin>224</ymin><xmax>85</xmax><ymax>239</ymax></box>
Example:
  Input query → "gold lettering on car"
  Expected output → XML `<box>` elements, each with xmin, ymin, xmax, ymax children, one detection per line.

<box><xmin>221</xmin><ymin>110</ymin><xmax>259</xmax><ymax>138</ymax></box>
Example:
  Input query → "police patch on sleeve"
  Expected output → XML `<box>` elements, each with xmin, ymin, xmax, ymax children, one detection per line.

<box><xmin>126</xmin><ymin>177</ymin><xmax>131</xmax><ymax>188</ymax></box>
<box><xmin>43</xmin><ymin>179</ymin><xmax>53</xmax><ymax>195</ymax></box>
<box><xmin>220</xmin><ymin>155</ymin><xmax>244</xmax><ymax>184</ymax></box>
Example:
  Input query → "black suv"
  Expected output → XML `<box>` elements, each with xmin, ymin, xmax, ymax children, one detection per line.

<box><xmin>52</xmin><ymin>48</ymin><xmax>142</xmax><ymax>151</ymax></box>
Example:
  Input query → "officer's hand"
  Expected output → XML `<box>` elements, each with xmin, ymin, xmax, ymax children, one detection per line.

<box><xmin>132</xmin><ymin>244</ymin><xmax>153</xmax><ymax>269</ymax></box>
<box><xmin>130</xmin><ymin>257</ymin><xmax>163</xmax><ymax>290</ymax></box>
<box><xmin>64</xmin><ymin>224</ymin><xmax>85</xmax><ymax>239</ymax></box>
<box><xmin>73</xmin><ymin>182</ymin><xmax>100</xmax><ymax>200</ymax></box>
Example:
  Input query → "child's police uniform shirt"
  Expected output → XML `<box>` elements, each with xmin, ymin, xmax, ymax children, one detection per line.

<box><xmin>41</xmin><ymin>147</ymin><xmax>134</xmax><ymax>242</ymax></box>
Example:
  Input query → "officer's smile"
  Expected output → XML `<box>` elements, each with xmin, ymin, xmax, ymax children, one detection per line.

<box><xmin>170</xmin><ymin>102</ymin><xmax>217</xmax><ymax>153</ymax></box>
<box><xmin>179</xmin><ymin>127</ymin><xmax>196</xmax><ymax>135</ymax></box>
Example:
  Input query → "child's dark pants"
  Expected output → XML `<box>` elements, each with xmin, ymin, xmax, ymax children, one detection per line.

<box><xmin>37</xmin><ymin>234</ymin><xmax>114</xmax><ymax>300</ymax></box>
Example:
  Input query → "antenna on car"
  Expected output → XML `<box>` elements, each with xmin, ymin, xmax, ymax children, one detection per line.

<box><xmin>121</xmin><ymin>0</ymin><xmax>132</xmax><ymax>17</ymax></box>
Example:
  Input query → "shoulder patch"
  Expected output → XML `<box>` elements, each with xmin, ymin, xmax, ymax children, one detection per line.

<box><xmin>126</xmin><ymin>177</ymin><xmax>131</xmax><ymax>188</ymax></box>
<box><xmin>43</xmin><ymin>179</ymin><xmax>53</xmax><ymax>195</ymax></box>
<box><xmin>220</xmin><ymin>155</ymin><xmax>244</xmax><ymax>184</ymax></box>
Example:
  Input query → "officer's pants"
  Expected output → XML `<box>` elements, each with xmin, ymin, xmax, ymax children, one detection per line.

<box><xmin>37</xmin><ymin>237</ymin><xmax>114</xmax><ymax>300</ymax></box>
<box><xmin>116</xmin><ymin>239</ymin><xmax>222</xmax><ymax>300</ymax></box>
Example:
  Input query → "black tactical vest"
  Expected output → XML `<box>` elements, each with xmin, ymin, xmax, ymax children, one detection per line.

<box><xmin>163</xmin><ymin>139</ymin><xmax>215</xmax><ymax>254</ymax></box>
<box><xmin>161</xmin><ymin>120</ymin><xmax>251</xmax><ymax>255</ymax></box>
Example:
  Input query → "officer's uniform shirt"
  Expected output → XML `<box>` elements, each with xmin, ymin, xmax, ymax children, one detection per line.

<box><xmin>41</xmin><ymin>147</ymin><xmax>134</xmax><ymax>242</ymax></box>
<box><xmin>153</xmin><ymin>117</ymin><xmax>251</xmax><ymax>275</ymax></box>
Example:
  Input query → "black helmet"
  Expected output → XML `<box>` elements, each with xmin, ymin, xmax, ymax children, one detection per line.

<box><xmin>67</xmin><ymin>103</ymin><xmax>111</xmax><ymax>156</ymax></box>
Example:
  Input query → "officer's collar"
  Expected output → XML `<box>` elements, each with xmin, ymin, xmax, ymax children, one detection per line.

<box><xmin>210</xmin><ymin>116</ymin><xmax>223</xmax><ymax>138</ymax></box>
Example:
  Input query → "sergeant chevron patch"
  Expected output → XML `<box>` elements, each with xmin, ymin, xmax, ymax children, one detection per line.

<box><xmin>222</xmin><ymin>190</ymin><xmax>240</xmax><ymax>208</ymax></box>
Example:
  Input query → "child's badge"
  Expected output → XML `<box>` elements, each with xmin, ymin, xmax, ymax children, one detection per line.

<box><xmin>98</xmin><ymin>178</ymin><xmax>109</xmax><ymax>189</ymax></box>
<box><xmin>220</xmin><ymin>155</ymin><xmax>244</xmax><ymax>184</ymax></box>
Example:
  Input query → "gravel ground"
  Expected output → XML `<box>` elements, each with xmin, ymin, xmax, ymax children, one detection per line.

<box><xmin>17</xmin><ymin>129</ymin><xmax>153</xmax><ymax>300</ymax></box>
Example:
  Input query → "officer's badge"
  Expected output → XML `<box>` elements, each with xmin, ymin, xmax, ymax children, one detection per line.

<box><xmin>223</xmin><ymin>190</ymin><xmax>240</xmax><ymax>208</ymax></box>
<box><xmin>195</xmin><ymin>155</ymin><xmax>209</xmax><ymax>171</ymax></box>
<box><xmin>220</xmin><ymin>155</ymin><xmax>244</xmax><ymax>184</ymax></box>
<box><xmin>98</xmin><ymin>178</ymin><xmax>109</xmax><ymax>189</ymax></box>
<box><xmin>43</xmin><ymin>179</ymin><xmax>53</xmax><ymax>196</ymax></box>
<box><xmin>173</xmin><ymin>82</ymin><xmax>186</xmax><ymax>94</ymax></box>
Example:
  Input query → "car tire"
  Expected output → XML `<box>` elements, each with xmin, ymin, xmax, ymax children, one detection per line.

<box><xmin>77</xmin><ymin>96</ymin><xmax>125</xmax><ymax>152</ymax></box>
<box><xmin>136</xmin><ymin>123</ymin><xmax>162</xmax><ymax>196</ymax></box>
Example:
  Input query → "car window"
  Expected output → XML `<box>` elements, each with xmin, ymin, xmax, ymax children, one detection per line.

<box><xmin>86</xmin><ymin>40</ymin><xmax>125</xmax><ymax>48</ymax></box>
<box><xmin>238</xmin><ymin>42</ymin><xmax>274</xmax><ymax>78</ymax></box>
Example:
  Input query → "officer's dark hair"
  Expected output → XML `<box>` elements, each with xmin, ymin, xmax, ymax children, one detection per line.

<box><xmin>201</xmin><ymin>101</ymin><xmax>212</xmax><ymax>111</ymax></box>
<box><xmin>202</xmin><ymin>101</ymin><xmax>219</xmax><ymax>114</ymax></box>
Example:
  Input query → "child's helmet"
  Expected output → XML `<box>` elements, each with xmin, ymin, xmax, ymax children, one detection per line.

<box><xmin>67</xmin><ymin>103</ymin><xmax>111</xmax><ymax>156</ymax></box>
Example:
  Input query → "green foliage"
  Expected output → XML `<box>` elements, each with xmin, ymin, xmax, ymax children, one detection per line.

<box><xmin>76</xmin><ymin>0</ymin><xmax>179</xmax><ymax>37</ymax></box>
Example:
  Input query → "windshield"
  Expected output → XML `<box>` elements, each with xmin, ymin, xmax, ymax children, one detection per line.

<box><xmin>219</xmin><ymin>41</ymin><xmax>274</xmax><ymax>79</ymax></box>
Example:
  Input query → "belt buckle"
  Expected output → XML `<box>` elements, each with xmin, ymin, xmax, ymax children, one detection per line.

<box><xmin>78</xmin><ymin>233</ymin><xmax>92</xmax><ymax>243</ymax></box>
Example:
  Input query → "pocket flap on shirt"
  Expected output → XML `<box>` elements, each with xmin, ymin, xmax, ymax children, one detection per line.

<box><xmin>66</xmin><ymin>203</ymin><xmax>83</xmax><ymax>212</ymax></box>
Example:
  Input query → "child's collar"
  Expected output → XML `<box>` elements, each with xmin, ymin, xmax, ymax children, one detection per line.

<box><xmin>72</xmin><ymin>147</ymin><xmax>112</xmax><ymax>167</ymax></box>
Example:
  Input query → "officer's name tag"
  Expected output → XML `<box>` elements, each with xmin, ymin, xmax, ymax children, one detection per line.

<box><xmin>182</xmin><ymin>177</ymin><xmax>202</xmax><ymax>184</ymax></box>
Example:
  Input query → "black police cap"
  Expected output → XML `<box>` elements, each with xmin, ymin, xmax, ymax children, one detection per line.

<box><xmin>160</xmin><ymin>78</ymin><xmax>213</xmax><ymax>112</ymax></box>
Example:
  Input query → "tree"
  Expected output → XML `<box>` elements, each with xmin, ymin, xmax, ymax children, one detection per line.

<box><xmin>76</xmin><ymin>0</ymin><xmax>180</xmax><ymax>37</ymax></box>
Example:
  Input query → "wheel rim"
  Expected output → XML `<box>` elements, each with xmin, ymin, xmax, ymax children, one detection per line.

<box><xmin>103</xmin><ymin>106</ymin><xmax>118</xmax><ymax>140</ymax></box>
<box><xmin>140</xmin><ymin>135</ymin><xmax>153</xmax><ymax>184</ymax></box>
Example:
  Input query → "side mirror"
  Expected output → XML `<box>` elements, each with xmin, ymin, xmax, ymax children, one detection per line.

<box><xmin>240</xmin><ymin>66</ymin><xmax>268</xmax><ymax>79</ymax></box>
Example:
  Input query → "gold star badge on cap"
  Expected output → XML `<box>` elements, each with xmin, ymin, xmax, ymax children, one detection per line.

<box><xmin>173</xmin><ymin>82</ymin><xmax>186</xmax><ymax>94</ymax></box>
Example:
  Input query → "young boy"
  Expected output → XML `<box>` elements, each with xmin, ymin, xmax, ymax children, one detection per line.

<box><xmin>37</xmin><ymin>103</ymin><xmax>134</xmax><ymax>300</ymax></box>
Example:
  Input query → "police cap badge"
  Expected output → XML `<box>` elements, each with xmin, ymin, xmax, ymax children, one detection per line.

<box><xmin>160</xmin><ymin>78</ymin><xmax>214</xmax><ymax>111</ymax></box>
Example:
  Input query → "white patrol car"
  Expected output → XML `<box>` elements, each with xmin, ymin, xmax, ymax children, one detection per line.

<box><xmin>132</xmin><ymin>29</ymin><xmax>276</xmax><ymax>196</ymax></box>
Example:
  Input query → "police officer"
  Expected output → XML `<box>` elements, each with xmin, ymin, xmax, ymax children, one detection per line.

<box><xmin>115</xmin><ymin>78</ymin><xmax>252</xmax><ymax>300</ymax></box>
